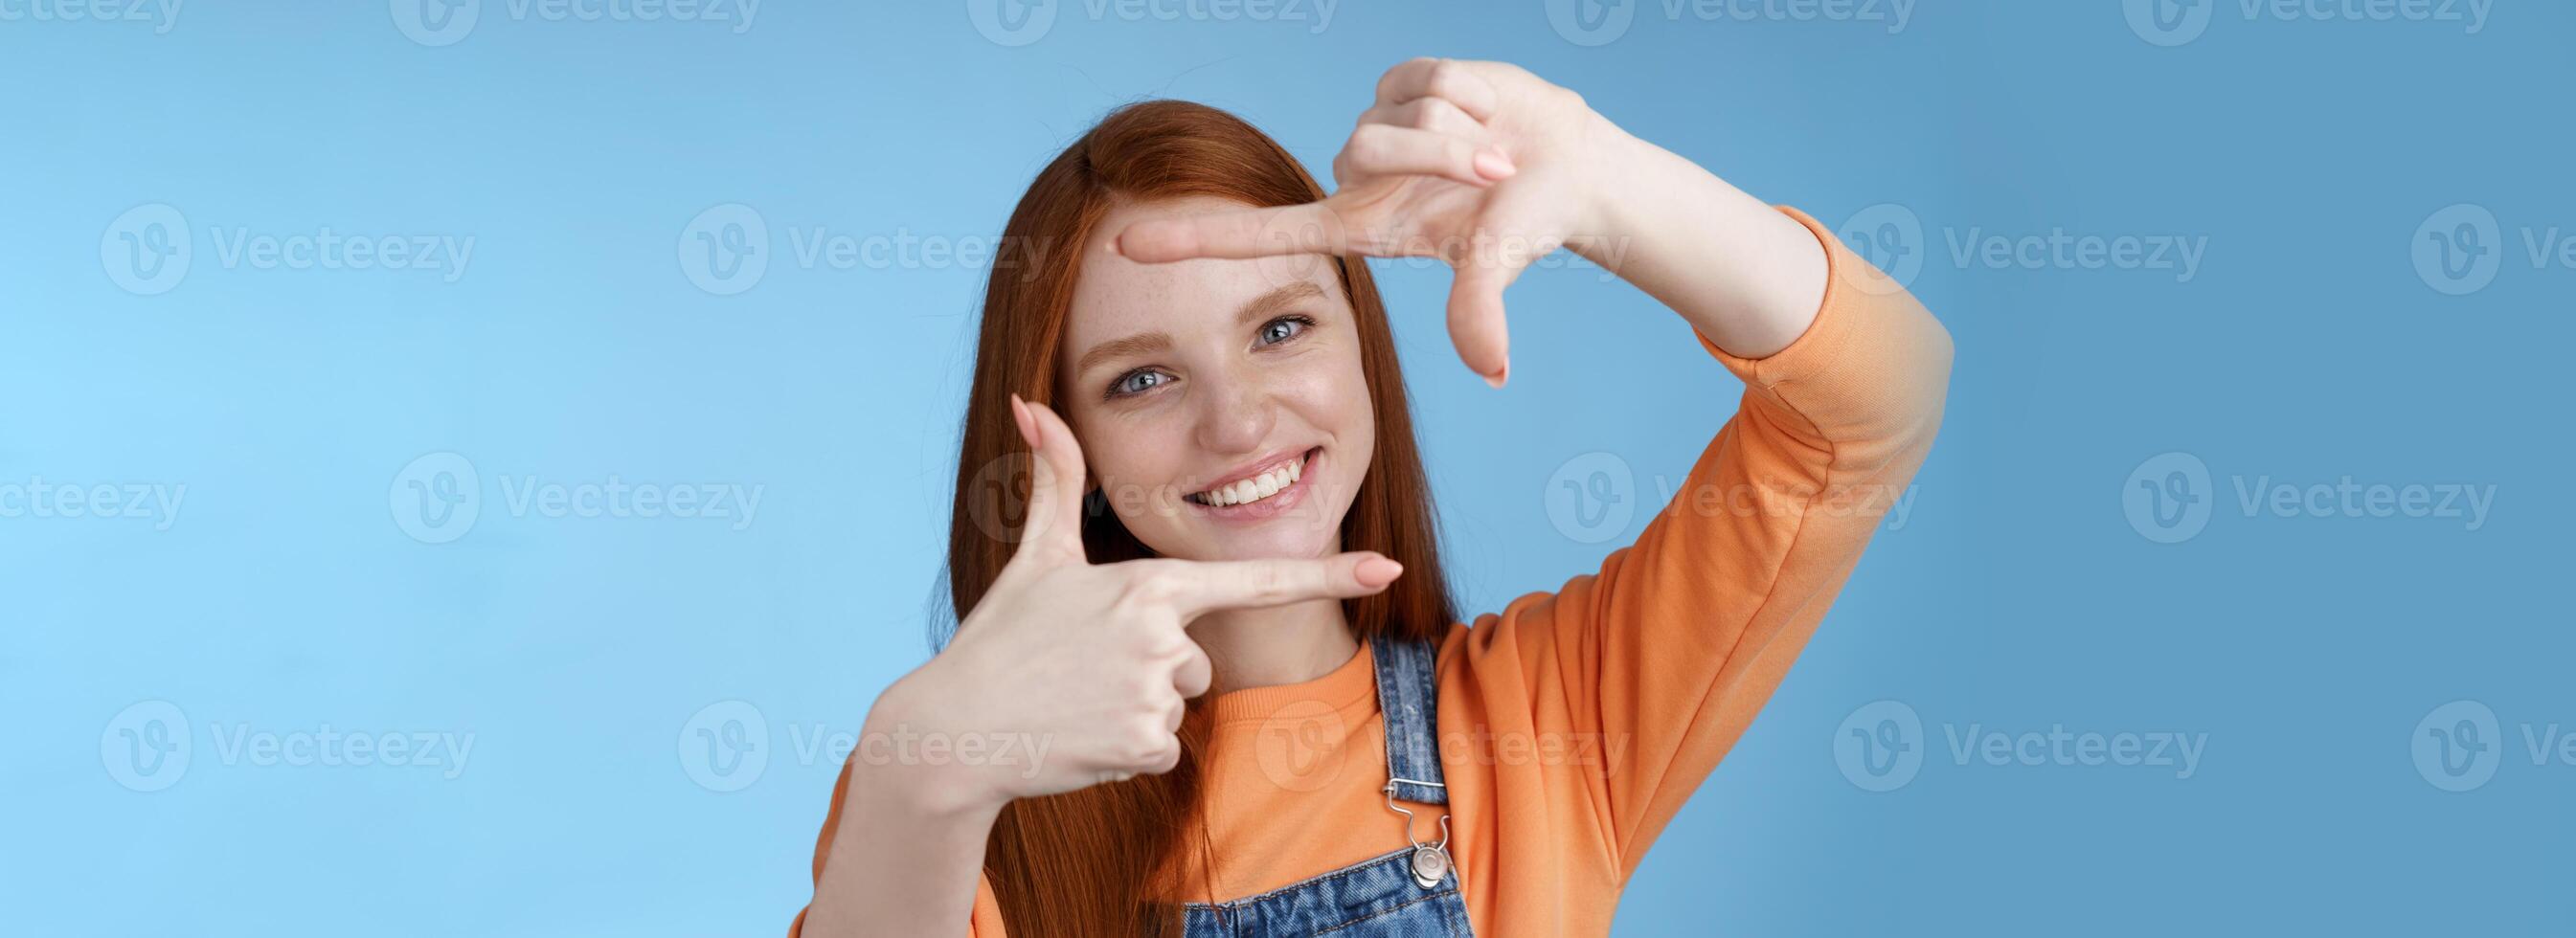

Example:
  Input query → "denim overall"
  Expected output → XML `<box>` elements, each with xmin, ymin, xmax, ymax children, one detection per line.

<box><xmin>1179</xmin><ymin>634</ymin><xmax>1476</xmax><ymax>937</ymax></box>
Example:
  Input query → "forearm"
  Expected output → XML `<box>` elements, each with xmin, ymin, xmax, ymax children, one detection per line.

<box><xmin>1570</xmin><ymin>118</ymin><xmax>1828</xmax><ymax>360</ymax></box>
<box><xmin>796</xmin><ymin>701</ymin><xmax>1000</xmax><ymax>937</ymax></box>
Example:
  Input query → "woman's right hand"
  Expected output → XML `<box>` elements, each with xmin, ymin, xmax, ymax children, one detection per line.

<box><xmin>866</xmin><ymin>394</ymin><xmax>1404</xmax><ymax>815</ymax></box>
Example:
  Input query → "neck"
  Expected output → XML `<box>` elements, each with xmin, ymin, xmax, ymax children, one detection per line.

<box><xmin>1187</xmin><ymin>596</ymin><xmax>1359</xmax><ymax>692</ymax></box>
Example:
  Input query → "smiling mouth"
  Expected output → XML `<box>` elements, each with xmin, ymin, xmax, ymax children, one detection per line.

<box><xmin>1184</xmin><ymin>448</ymin><xmax>1319</xmax><ymax>508</ymax></box>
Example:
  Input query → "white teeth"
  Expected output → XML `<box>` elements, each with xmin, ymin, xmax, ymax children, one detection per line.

<box><xmin>1198</xmin><ymin>455</ymin><xmax>1307</xmax><ymax>507</ymax></box>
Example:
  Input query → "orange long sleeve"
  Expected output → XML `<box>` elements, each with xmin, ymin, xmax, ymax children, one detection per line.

<box><xmin>789</xmin><ymin>206</ymin><xmax>1952</xmax><ymax>936</ymax></box>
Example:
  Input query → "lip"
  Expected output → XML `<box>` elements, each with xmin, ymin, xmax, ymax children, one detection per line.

<box><xmin>1189</xmin><ymin>447</ymin><xmax>1314</xmax><ymax>497</ymax></box>
<box><xmin>1186</xmin><ymin>446</ymin><xmax>1322</xmax><ymax>520</ymax></box>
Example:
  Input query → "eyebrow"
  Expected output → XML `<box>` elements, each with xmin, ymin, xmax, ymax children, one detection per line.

<box><xmin>1073</xmin><ymin>280</ymin><xmax>1327</xmax><ymax>375</ymax></box>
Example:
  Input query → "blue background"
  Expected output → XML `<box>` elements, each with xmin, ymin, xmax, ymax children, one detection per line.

<box><xmin>6</xmin><ymin>1</ymin><xmax>2569</xmax><ymax>934</ymax></box>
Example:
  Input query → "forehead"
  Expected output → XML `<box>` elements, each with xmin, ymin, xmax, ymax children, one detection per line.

<box><xmin>1064</xmin><ymin>195</ymin><xmax>1350</xmax><ymax>348</ymax></box>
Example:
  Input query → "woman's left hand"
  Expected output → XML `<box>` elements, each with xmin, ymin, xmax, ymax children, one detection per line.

<box><xmin>1112</xmin><ymin>58</ymin><xmax>1621</xmax><ymax>388</ymax></box>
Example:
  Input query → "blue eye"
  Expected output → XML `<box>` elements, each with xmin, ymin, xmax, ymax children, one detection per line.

<box><xmin>1109</xmin><ymin>368</ymin><xmax>1170</xmax><ymax>397</ymax></box>
<box><xmin>1258</xmin><ymin>316</ymin><xmax>1312</xmax><ymax>346</ymax></box>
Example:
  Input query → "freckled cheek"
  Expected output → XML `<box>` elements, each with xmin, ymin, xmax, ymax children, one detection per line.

<box><xmin>1273</xmin><ymin>359</ymin><xmax>1376</xmax><ymax>497</ymax></box>
<box><xmin>1084</xmin><ymin>431</ymin><xmax>1195</xmax><ymax>524</ymax></box>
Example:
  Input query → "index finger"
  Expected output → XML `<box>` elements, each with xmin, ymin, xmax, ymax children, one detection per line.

<box><xmin>1112</xmin><ymin>202</ymin><xmax>1345</xmax><ymax>263</ymax></box>
<box><xmin>1145</xmin><ymin>551</ymin><xmax>1405</xmax><ymax>618</ymax></box>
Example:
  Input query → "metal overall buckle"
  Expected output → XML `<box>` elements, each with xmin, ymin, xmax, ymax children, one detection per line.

<box><xmin>1383</xmin><ymin>777</ymin><xmax>1453</xmax><ymax>889</ymax></box>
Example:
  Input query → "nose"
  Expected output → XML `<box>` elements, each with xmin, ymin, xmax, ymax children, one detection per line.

<box><xmin>1189</xmin><ymin>363</ymin><xmax>1277</xmax><ymax>458</ymax></box>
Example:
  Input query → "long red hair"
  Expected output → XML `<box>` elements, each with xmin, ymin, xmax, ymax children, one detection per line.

<box><xmin>942</xmin><ymin>100</ymin><xmax>1456</xmax><ymax>937</ymax></box>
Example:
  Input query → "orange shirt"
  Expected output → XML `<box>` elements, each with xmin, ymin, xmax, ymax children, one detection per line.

<box><xmin>792</xmin><ymin>206</ymin><xmax>1954</xmax><ymax>936</ymax></box>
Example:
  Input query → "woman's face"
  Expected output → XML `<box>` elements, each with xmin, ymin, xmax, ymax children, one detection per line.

<box><xmin>1056</xmin><ymin>195</ymin><xmax>1375</xmax><ymax>564</ymax></box>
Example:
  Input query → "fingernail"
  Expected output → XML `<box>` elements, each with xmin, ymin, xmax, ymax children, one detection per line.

<box><xmin>1473</xmin><ymin>149</ymin><xmax>1518</xmax><ymax>180</ymax></box>
<box><xmin>1009</xmin><ymin>393</ymin><xmax>1040</xmax><ymax>451</ymax></box>
<box><xmin>1355</xmin><ymin>555</ymin><xmax>1404</xmax><ymax>588</ymax></box>
<box><xmin>1483</xmin><ymin>358</ymin><xmax>1509</xmax><ymax>389</ymax></box>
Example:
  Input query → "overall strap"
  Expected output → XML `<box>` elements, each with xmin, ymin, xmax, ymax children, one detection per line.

<box><xmin>1369</xmin><ymin>632</ymin><xmax>1446</xmax><ymax>806</ymax></box>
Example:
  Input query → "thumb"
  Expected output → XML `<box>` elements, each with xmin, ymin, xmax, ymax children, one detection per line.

<box><xmin>1009</xmin><ymin>395</ymin><xmax>1090</xmax><ymax>565</ymax></box>
<box><xmin>1446</xmin><ymin>191</ymin><xmax>1560</xmax><ymax>388</ymax></box>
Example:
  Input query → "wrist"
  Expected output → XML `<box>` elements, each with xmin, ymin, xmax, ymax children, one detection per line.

<box><xmin>852</xmin><ymin>669</ymin><xmax>1015</xmax><ymax>820</ymax></box>
<box><xmin>1564</xmin><ymin>109</ymin><xmax>1652</xmax><ymax>267</ymax></box>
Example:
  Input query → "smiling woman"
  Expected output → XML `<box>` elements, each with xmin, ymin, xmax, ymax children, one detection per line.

<box><xmin>788</xmin><ymin>58</ymin><xmax>1952</xmax><ymax>938</ymax></box>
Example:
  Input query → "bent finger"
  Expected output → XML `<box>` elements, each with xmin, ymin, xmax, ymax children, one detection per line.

<box><xmin>1359</xmin><ymin>97</ymin><xmax>1488</xmax><ymax>141</ymax></box>
<box><xmin>1374</xmin><ymin>57</ymin><xmax>1501</xmax><ymax>122</ymax></box>
<box><xmin>1334</xmin><ymin>124</ymin><xmax>1513</xmax><ymax>190</ymax></box>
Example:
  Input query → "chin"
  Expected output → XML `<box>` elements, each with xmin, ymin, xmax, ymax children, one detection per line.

<box><xmin>1189</xmin><ymin>527</ymin><xmax>1336</xmax><ymax>563</ymax></box>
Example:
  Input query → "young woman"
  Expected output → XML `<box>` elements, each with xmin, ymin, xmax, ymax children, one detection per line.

<box><xmin>792</xmin><ymin>58</ymin><xmax>1952</xmax><ymax>937</ymax></box>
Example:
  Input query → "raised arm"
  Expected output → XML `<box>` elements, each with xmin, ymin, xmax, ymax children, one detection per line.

<box><xmin>1116</xmin><ymin>57</ymin><xmax>1952</xmax><ymax>876</ymax></box>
